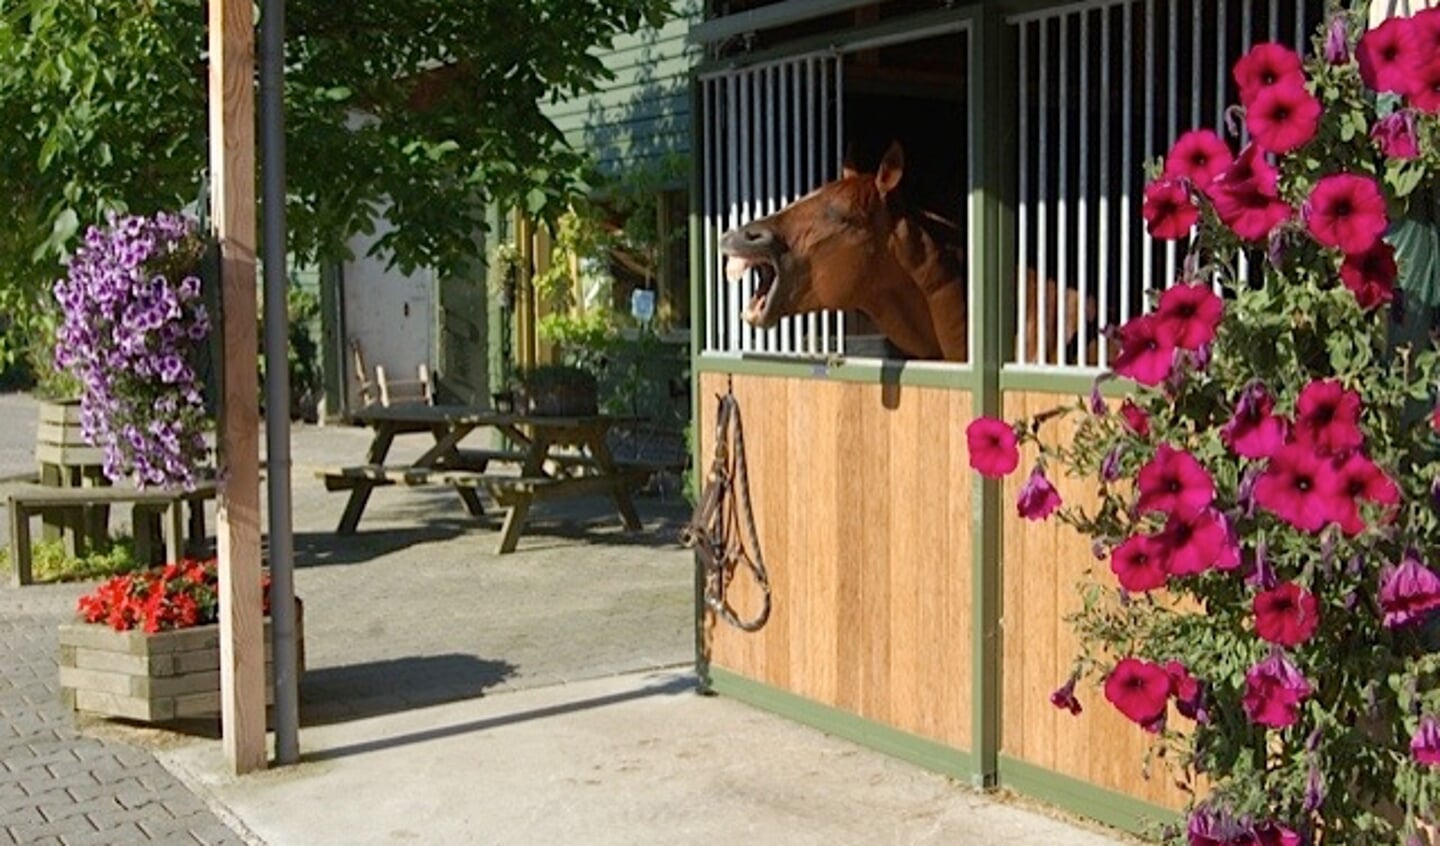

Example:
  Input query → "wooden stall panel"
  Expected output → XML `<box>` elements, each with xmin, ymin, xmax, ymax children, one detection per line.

<box><xmin>999</xmin><ymin>390</ymin><xmax>1190</xmax><ymax>810</ymax></box>
<box><xmin>699</xmin><ymin>372</ymin><xmax>974</xmax><ymax>750</ymax></box>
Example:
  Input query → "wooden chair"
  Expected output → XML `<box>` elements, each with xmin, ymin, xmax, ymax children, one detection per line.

<box><xmin>350</xmin><ymin>339</ymin><xmax>433</xmax><ymax>408</ymax></box>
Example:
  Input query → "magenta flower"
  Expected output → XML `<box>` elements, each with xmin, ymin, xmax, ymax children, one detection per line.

<box><xmin>1247</xmin><ymin>80</ymin><xmax>1322</xmax><ymax>154</ymax></box>
<box><xmin>1120</xmin><ymin>399</ymin><xmax>1150</xmax><ymax>436</ymax></box>
<box><xmin>1408</xmin><ymin>55</ymin><xmax>1440</xmax><ymax>113</ymax></box>
<box><xmin>1165</xmin><ymin>661</ymin><xmax>1207</xmax><ymax>724</ymax></box>
<box><xmin>1233</xmin><ymin>42</ymin><xmax>1305</xmax><ymax>106</ymax></box>
<box><xmin>1163</xmin><ymin>129</ymin><xmax>1233</xmax><ymax>189</ymax></box>
<box><xmin>1306</xmin><ymin>174</ymin><xmax>1389</xmax><ymax>255</ymax></box>
<box><xmin>1050</xmin><ymin>676</ymin><xmax>1082</xmax><ymax>716</ymax></box>
<box><xmin>1136</xmin><ymin>444</ymin><xmax>1215</xmax><ymax>516</ymax></box>
<box><xmin>1340</xmin><ymin>240</ymin><xmax>1399</xmax><ymax>311</ymax></box>
<box><xmin>1207</xmin><ymin>151</ymin><xmax>1293</xmax><ymax>243</ymax></box>
<box><xmin>1251</xmin><ymin>822</ymin><xmax>1302</xmax><ymax>846</ymax></box>
<box><xmin>1155</xmin><ymin>506</ymin><xmax>1231</xmax><ymax>577</ymax></box>
<box><xmin>966</xmin><ymin>417</ymin><xmax>1020</xmax><ymax>479</ymax></box>
<box><xmin>1372</xmin><ymin>111</ymin><xmax>1420</xmax><ymax>160</ymax></box>
<box><xmin>1411</xmin><ymin>716</ymin><xmax>1440</xmax><ymax>765</ymax></box>
<box><xmin>1016</xmin><ymin>465</ymin><xmax>1062</xmax><ymax>521</ymax></box>
<box><xmin>1142</xmin><ymin>179</ymin><xmax>1199</xmax><ymax>240</ymax></box>
<box><xmin>1104</xmin><ymin>658</ymin><xmax>1171</xmax><ymax>732</ymax></box>
<box><xmin>1379</xmin><ymin>551</ymin><xmax>1440</xmax><ymax>628</ymax></box>
<box><xmin>1156</xmin><ymin>284</ymin><xmax>1224</xmax><ymax>350</ymax></box>
<box><xmin>1294</xmin><ymin>379</ymin><xmax>1364</xmax><ymax>456</ymax></box>
<box><xmin>1324</xmin><ymin>14</ymin><xmax>1351</xmax><ymax>65</ymax></box>
<box><xmin>1331</xmin><ymin>451</ymin><xmax>1400</xmax><ymax>536</ymax></box>
<box><xmin>1357</xmin><ymin>15</ymin><xmax>1421</xmax><ymax>95</ymax></box>
<box><xmin>1254</xmin><ymin>582</ymin><xmax>1320</xmax><ymax>647</ymax></box>
<box><xmin>1242</xmin><ymin>652</ymin><xmax>1312</xmax><ymax>729</ymax></box>
<box><xmin>1112</xmin><ymin>315</ymin><xmax>1176</xmax><ymax>387</ymax></box>
<box><xmin>1110</xmin><ymin>534</ymin><xmax>1168</xmax><ymax>593</ymax></box>
<box><xmin>1254</xmin><ymin>443</ymin><xmax>1345</xmax><ymax>533</ymax></box>
<box><xmin>1221</xmin><ymin>383</ymin><xmax>1289</xmax><ymax>459</ymax></box>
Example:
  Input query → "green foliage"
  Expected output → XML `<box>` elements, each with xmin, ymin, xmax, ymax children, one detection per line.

<box><xmin>0</xmin><ymin>0</ymin><xmax>674</xmax><ymax>368</ymax></box>
<box><xmin>0</xmin><ymin>535</ymin><xmax>141</xmax><ymax>584</ymax></box>
<box><xmin>538</xmin><ymin>310</ymin><xmax>688</xmax><ymax>427</ymax></box>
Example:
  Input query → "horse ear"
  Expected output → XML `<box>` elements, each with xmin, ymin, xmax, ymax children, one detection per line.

<box><xmin>875</xmin><ymin>141</ymin><xmax>904</xmax><ymax>196</ymax></box>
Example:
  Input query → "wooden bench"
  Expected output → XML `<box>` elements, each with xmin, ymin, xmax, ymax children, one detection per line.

<box><xmin>8</xmin><ymin>482</ymin><xmax>218</xmax><ymax>587</ymax></box>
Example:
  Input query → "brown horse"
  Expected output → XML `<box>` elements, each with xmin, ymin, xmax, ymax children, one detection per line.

<box><xmin>720</xmin><ymin>142</ymin><xmax>1094</xmax><ymax>364</ymax></box>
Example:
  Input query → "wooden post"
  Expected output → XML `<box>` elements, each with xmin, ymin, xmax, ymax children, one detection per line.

<box><xmin>208</xmin><ymin>0</ymin><xmax>267</xmax><ymax>774</ymax></box>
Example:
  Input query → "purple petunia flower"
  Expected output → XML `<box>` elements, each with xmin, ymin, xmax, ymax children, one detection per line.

<box><xmin>1380</xmin><ymin>550</ymin><xmax>1440</xmax><ymax>628</ymax></box>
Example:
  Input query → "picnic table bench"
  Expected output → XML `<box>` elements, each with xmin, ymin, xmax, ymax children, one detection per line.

<box><xmin>8</xmin><ymin>481</ymin><xmax>218</xmax><ymax>587</ymax></box>
<box><xmin>316</xmin><ymin>405</ymin><xmax>648</xmax><ymax>553</ymax></box>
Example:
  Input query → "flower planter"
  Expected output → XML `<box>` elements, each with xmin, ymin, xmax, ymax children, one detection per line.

<box><xmin>57</xmin><ymin>600</ymin><xmax>304</xmax><ymax>722</ymax></box>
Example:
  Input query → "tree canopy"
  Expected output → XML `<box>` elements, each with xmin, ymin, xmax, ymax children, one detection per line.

<box><xmin>0</xmin><ymin>0</ymin><xmax>673</xmax><ymax>364</ymax></box>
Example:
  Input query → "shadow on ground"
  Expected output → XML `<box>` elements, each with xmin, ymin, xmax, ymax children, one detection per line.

<box><xmin>291</xmin><ymin>524</ymin><xmax>471</xmax><ymax>568</ymax></box>
<box><xmin>299</xmin><ymin>654</ymin><xmax>518</xmax><ymax>727</ymax></box>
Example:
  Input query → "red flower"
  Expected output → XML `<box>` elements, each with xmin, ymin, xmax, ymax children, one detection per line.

<box><xmin>1331</xmin><ymin>451</ymin><xmax>1400</xmax><ymax>536</ymax></box>
<box><xmin>1221</xmin><ymin>383</ymin><xmax>1289</xmax><ymax>459</ymax></box>
<box><xmin>1305</xmin><ymin>174</ymin><xmax>1388</xmax><ymax>254</ymax></box>
<box><xmin>1155</xmin><ymin>506</ymin><xmax>1231</xmax><ymax>577</ymax></box>
<box><xmin>1112</xmin><ymin>315</ymin><xmax>1176</xmax><ymax>386</ymax></box>
<box><xmin>1339</xmin><ymin>240</ymin><xmax>1398</xmax><ymax>311</ymax></box>
<box><xmin>1165</xmin><ymin>661</ymin><xmax>1207</xmax><ymax>723</ymax></box>
<box><xmin>1252</xmin><ymin>822</ymin><xmax>1303</xmax><ymax>846</ymax></box>
<box><xmin>1357</xmin><ymin>15</ymin><xmax>1421</xmax><ymax>95</ymax></box>
<box><xmin>1156</xmin><ymin>283</ymin><xmax>1224</xmax><ymax>350</ymax></box>
<box><xmin>1209</xmin><ymin>143</ymin><xmax>1280</xmax><ymax>197</ymax></box>
<box><xmin>1242</xmin><ymin>652</ymin><xmax>1312</xmax><ymax>729</ymax></box>
<box><xmin>1233</xmin><ymin>43</ymin><xmax>1305</xmax><ymax>106</ymax></box>
<box><xmin>1110</xmin><ymin>534</ymin><xmax>1168</xmax><ymax>593</ymax></box>
<box><xmin>1254</xmin><ymin>582</ymin><xmax>1320</xmax><ymax>647</ymax></box>
<box><xmin>966</xmin><ymin>417</ymin><xmax>1020</xmax><ymax>479</ymax></box>
<box><xmin>1254</xmin><ymin>443</ymin><xmax>1345</xmax><ymax>533</ymax></box>
<box><xmin>1247</xmin><ymin>80</ymin><xmax>1322</xmax><ymax>154</ymax></box>
<box><xmin>1294</xmin><ymin>379</ymin><xmax>1364</xmax><ymax>456</ymax></box>
<box><xmin>1164</xmin><ymin>130</ymin><xmax>1233</xmax><ymax>189</ymax></box>
<box><xmin>1050</xmin><ymin>676</ymin><xmax>1083</xmax><ymax>716</ymax></box>
<box><xmin>1104</xmin><ymin>658</ymin><xmax>1172</xmax><ymax>732</ymax></box>
<box><xmin>1407</xmin><ymin>55</ymin><xmax>1440</xmax><ymax>113</ymax></box>
<box><xmin>1136</xmin><ymin>444</ymin><xmax>1214</xmax><ymax>516</ymax></box>
<box><xmin>1143</xmin><ymin>179</ymin><xmax>1199</xmax><ymax>239</ymax></box>
<box><xmin>1120</xmin><ymin>399</ymin><xmax>1150</xmax><ymax>437</ymax></box>
<box><xmin>1016</xmin><ymin>464</ymin><xmax>1062</xmax><ymax>521</ymax></box>
<box><xmin>1209</xmin><ymin>180</ymin><xmax>1292</xmax><ymax>242</ymax></box>
<box><xmin>1372</xmin><ymin>111</ymin><xmax>1421</xmax><ymax>159</ymax></box>
<box><xmin>1380</xmin><ymin>550</ymin><xmax>1440</xmax><ymax>628</ymax></box>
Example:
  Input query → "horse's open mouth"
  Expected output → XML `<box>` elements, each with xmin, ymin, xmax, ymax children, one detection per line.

<box><xmin>725</xmin><ymin>255</ymin><xmax>781</xmax><ymax>326</ymax></box>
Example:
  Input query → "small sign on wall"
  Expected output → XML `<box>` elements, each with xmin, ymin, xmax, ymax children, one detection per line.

<box><xmin>631</xmin><ymin>288</ymin><xmax>656</xmax><ymax>323</ymax></box>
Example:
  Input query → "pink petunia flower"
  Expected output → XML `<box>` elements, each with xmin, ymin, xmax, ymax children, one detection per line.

<box><xmin>1016</xmin><ymin>464</ymin><xmax>1062</xmax><ymax>521</ymax></box>
<box><xmin>1110</xmin><ymin>534</ymin><xmax>1168</xmax><ymax>593</ymax></box>
<box><xmin>1163</xmin><ymin>130</ymin><xmax>1233</xmax><ymax>189</ymax></box>
<box><xmin>1156</xmin><ymin>284</ymin><xmax>1224</xmax><ymax>350</ymax></box>
<box><xmin>1379</xmin><ymin>550</ymin><xmax>1440</xmax><ymax>628</ymax></box>
<box><xmin>1407</xmin><ymin>54</ymin><xmax>1440</xmax><ymax>113</ymax></box>
<box><xmin>1120</xmin><ymin>399</ymin><xmax>1150</xmax><ymax>437</ymax></box>
<box><xmin>1357</xmin><ymin>15</ymin><xmax>1421</xmax><ymax>95</ymax></box>
<box><xmin>1233</xmin><ymin>43</ymin><xmax>1306</xmax><ymax>106</ymax></box>
<box><xmin>1330</xmin><ymin>451</ymin><xmax>1400</xmax><ymax>536</ymax></box>
<box><xmin>1254</xmin><ymin>582</ymin><xmax>1320</xmax><ymax>647</ymax></box>
<box><xmin>1164</xmin><ymin>661</ymin><xmax>1207</xmax><ymax>724</ymax></box>
<box><xmin>1305</xmin><ymin>174</ymin><xmax>1389</xmax><ymax>255</ymax></box>
<box><xmin>1221</xmin><ymin>383</ymin><xmax>1289</xmax><ymax>459</ymax></box>
<box><xmin>1242</xmin><ymin>651</ymin><xmax>1312</xmax><ymax>729</ymax></box>
<box><xmin>1142</xmin><ymin>179</ymin><xmax>1199</xmax><ymax>240</ymax></box>
<box><xmin>1104</xmin><ymin>658</ymin><xmax>1171</xmax><ymax>732</ymax></box>
<box><xmin>1340</xmin><ymin>240</ymin><xmax>1399</xmax><ymax>311</ymax></box>
<box><xmin>1050</xmin><ymin>676</ymin><xmax>1083</xmax><ymax>716</ymax></box>
<box><xmin>1247</xmin><ymin>80</ymin><xmax>1322</xmax><ymax>154</ymax></box>
<box><xmin>1254</xmin><ymin>443</ymin><xmax>1346</xmax><ymax>534</ymax></box>
<box><xmin>1154</xmin><ymin>506</ymin><xmax>1231</xmax><ymax>577</ymax></box>
<box><xmin>1136</xmin><ymin>444</ymin><xmax>1215</xmax><ymax>516</ymax></box>
<box><xmin>966</xmin><ymin>417</ymin><xmax>1020</xmax><ymax>479</ymax></box>
<box><xmin>1411</xmin><ymin>716</ymin><xmax>1440</xmax><ymax>765</ymax></box>
<box><xmin>1324</xmin><ymin>14</ymin><xmax>1351</xmax><ymax>65</ymax></box>
<box><xmin>1112</xmin><ymin>315</ymin><xmax>1177</xmax><ymax>387</ymax></box>
<box><xmin>1294</xmin><ymin>379</ymin><xmax>1365</xmax><ymax>456</ymax></box>
<box><xmin>1372</xmin><ymin>110</ymin><xmax>1421</xmax><ymax>160</ymax></box>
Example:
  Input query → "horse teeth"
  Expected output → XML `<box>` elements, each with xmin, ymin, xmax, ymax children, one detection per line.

<box><xmin>724</xmin><ymin>256</ymin><xmax>748</xmax><ymax>282</ymax></box>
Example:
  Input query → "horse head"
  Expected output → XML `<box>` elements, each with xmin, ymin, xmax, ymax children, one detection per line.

<box><xmin>719</xmin><ymin>142</ymin><xmax>954</xmax><ymax>360</ymax></box>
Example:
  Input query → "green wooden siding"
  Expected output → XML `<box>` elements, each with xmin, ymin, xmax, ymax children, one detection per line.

<box><xmin>542</xmin><ymin>3</ymin><xmax>700</xmax><ymax>178</ymax></box>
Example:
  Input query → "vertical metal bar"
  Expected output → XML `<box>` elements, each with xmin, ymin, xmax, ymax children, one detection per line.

<box><xmin>778</xmin><ymin>63</ymin><xmax>793</xmax><ymax>354</ymax></box>
<box><xmin>704</xmin><ymin>79</ymin><xmax>717</xmax><ymax>353</ymax></box>
<box><xmin>1098</xmin><ymin>7</ymin><xmax>1111</xmax><ymax>366</ymax></box>
<box><xmin>1120</xmin><ymin>0</ymin><xmax>1134</xmax><ymax>330</ymax></box>
<box><xmin>1017</xmin><ymin>21</ymin><xmax>1030</xmax><ymax>365</ymax></box>
<box><xmin>1057</xmin><ymin>12</ymin><xmax>1070</xmax><ymax>366</ymax></box>
<box><xmin>1078</xmin><ymin>10</ymin><xmax>1090</xmax><ymax>367</ymax></box>
<box><xmin>1142</xmin><ymin>0</ymin><xmax>1155</xmax><ymax>310</ymax></box>
<box><xmin>1215</xmin><ymin>2</ymin><xmax>1228</xmax><ymax>295</ymax></box>
<box><xmin>834</xmin><ymin>55</ymin><xmax>846</xmax><ymax>355</ymax></box>
<box><xmin>761</xmin><ymin>66</ymin><xmax>775</xmax><ymax>354</ymax></box>
<box><xmin>1165</xmin><ymin>0</ymin><xmax>1178</xmax><ymax>290</ymax></box>
<box><xmin>1193</xmin><ymin>0</ymin><xmax>1203</xmax><ymax>129</ymax></box>
<box><xmin>806</xmin><ymin>58</ymin><xmax>818</xmax><ymax>356</ymax></box>
<box><xmin>1270</xmin><ymin>0</ymin><xmax>1280</xmax><ymax>41</ymax></box>
<box><xmin>1037</xmin><ymin>19</ymin><xmax>1050</xmax><ymax>364</ymax></box>
<box><xmin>744</xmin><ymin>69</ymin><xmax>759</xmax><ymax>353</ymax></box>
<box><xmin>818</xmin><ymin>59</ymin><xmax>831</xmax><ymax>355</ymax></box>
<box><xmin>726</xmin><ymin>73</ymin><xmax>741</xmax><ymax>354</ymax></box>
<box><xmin>260</xmin><ymin>0</ymin><xmax>298</xmax><ymax>767</ymax></box>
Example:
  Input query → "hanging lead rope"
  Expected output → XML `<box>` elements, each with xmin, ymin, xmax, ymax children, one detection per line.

<box><xmin>679</xmin><ymin>388</ymin><xmax>771</xmax><ymax>632</ymax></box>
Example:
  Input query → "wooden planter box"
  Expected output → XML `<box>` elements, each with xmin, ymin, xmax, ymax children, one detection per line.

<box><xmin>57</xmin><ymin>602</ymin><xmax>304</xmax><ymax>722</ymax></box>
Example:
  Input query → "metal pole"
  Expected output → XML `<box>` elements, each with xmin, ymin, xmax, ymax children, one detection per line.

<box><xmin>260</xmin><ymin>0</ymin><xmax>299</xmax><ymax>765</ymax></box>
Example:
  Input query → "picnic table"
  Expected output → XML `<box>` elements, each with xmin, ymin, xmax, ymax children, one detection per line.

<box><xmin>317</xmin><ymin>404</ymin><xmax>648</xmax><ymax>553</ymax></box>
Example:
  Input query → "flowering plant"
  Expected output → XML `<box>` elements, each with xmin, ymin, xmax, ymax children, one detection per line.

<box><xmin>76</xmin><ymin>559</ymin><xmax>272</xmax><ymax>634</ymax></box>
<box><xmin>53</xmin><ymin>212</ymin><xmax>212</xmax><ymax>489</ymax></box>
<box><xmin>970</xmin><ymin>11</ymin><xmax>1440</xmax><ymax>844</ymax></box>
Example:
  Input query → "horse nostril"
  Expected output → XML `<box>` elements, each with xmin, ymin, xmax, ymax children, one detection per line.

<box><xmin>742</xmin><ymin>227</ymin><xmax>773</xmax><ymax>245</ymax></box>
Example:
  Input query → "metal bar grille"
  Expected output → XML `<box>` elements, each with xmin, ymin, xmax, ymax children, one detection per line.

<box><xmin>1008</xmin><ymin>0</ymin><xmax>1327</xmax><ymax>372</ymax></box>
<box><xmin>699</xmin><ymin>53</ymin><xmax>844</xmax><ymax>357</ymax></box>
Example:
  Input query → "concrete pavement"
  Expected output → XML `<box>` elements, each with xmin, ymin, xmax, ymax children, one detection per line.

<box><xmin>0</xmin><ymin>393</ymin><xmax>1133</xmax><ymax>845</ymax></box>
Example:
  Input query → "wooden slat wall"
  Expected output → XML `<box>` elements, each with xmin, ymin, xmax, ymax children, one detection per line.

<box><xmin>699</xmin><ymin>372</ymin><xmax>974</xmax><ymax>749</ymax></box>
<box><xmin>999</xmin><ymin>390</ymin><xmax>1191</xmax><ymax>810</ymax></box>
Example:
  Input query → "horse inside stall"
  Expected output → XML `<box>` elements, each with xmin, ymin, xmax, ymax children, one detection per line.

<box><xmin>719</xmin><ymin>141</ymin><xmax>1096</xmax><ymax>364</ymax></box>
